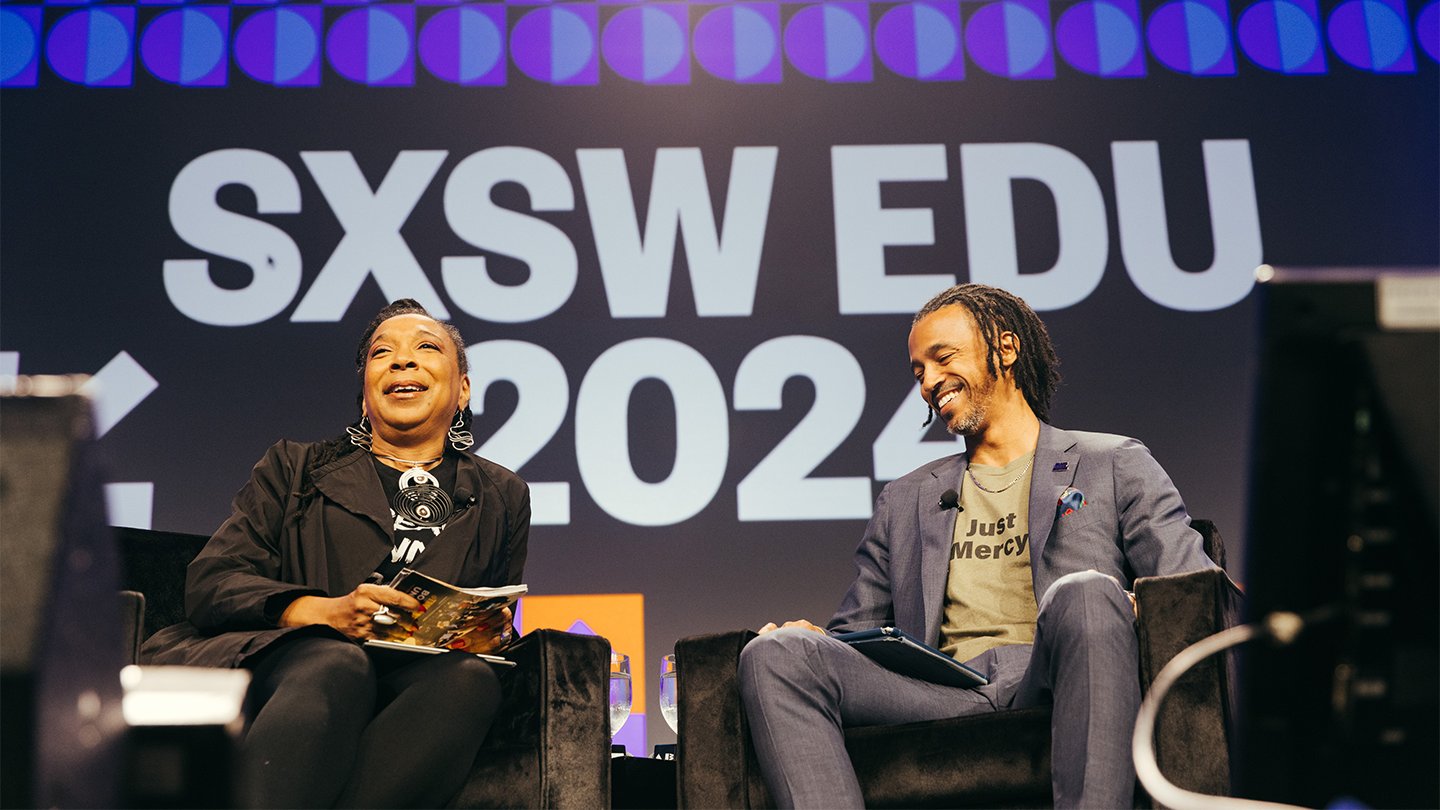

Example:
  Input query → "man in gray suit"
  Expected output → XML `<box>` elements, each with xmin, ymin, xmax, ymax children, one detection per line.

<box><xmin>739</xmin><ymin>284</ymin><xmax>1219</xmax><ymax>809</ymax></box>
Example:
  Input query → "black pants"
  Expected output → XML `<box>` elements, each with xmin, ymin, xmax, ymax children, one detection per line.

<box><xmin>240</xmin><ymin>635</ymin><xmax>502</xmax><ymax>809</ymax></box>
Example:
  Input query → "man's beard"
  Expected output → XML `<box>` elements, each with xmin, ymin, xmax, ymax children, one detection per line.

<box><xmin>941</xmin><ymin>374</ymin><xmax>996</xmax><ymax>436</ymax></box>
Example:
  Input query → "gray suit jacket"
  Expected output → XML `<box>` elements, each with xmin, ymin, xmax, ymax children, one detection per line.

<box><xmin>828</xmin><ymin>422</ymin><xmax>1217</xmax><ymax>647</ymax></box>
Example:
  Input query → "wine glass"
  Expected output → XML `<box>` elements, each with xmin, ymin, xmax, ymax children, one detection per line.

<box><xmin>659</xmin><ymin>654</ymin><xmax>678</xmax><ymax>733</ymax></box>
<box><xmin>609</xmin><ymin>652</ymin><xmax>632</xmax><ymax>738</ymax></box>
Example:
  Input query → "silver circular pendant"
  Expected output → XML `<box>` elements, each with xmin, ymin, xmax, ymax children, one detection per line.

<box><xmin>391</xmin><ymin>467</ymin><xmax>452</xmax><ymax>528</ymax></box>
<box><xmin>398</xmin><ymin>467</ymin><xmax>439</xmax><ymax>490</ymax></box>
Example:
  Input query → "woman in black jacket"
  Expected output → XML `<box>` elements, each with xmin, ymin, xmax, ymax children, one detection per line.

<box><xmin>143</xmin><ymin>299</ymin><xmax>530</xmax><ymax>808</ymax></box>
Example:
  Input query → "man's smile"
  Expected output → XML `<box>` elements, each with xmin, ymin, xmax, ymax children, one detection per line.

<box><xmin>933</xmin><ymin>385</ymin><xmax>963</xmax><ymax>411</ymax></box>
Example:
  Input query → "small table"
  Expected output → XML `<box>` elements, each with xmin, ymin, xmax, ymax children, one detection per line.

<box><xmin>612</xmin><ymin>754</ymin><xmax>677</xmax><ymax>810</ymax></box>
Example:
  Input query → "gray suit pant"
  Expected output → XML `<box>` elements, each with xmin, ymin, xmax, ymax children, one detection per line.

<box><xmin>738</xmin><ymin>570</ymin><xmax>1140</xmax><ymax>809</ymax></box>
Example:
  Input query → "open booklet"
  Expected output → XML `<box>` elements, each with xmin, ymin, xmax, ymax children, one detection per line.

<box><xmin>363</xmin><ymin>569</ymin><xmax>526</xmax><ymax>664</ymax></box>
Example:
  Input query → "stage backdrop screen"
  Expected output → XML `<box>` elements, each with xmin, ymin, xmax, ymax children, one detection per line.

<box><xmin>2</xmin><ymin>0</ymin><xmax>1436</xmax><ymax>747</ymax></box>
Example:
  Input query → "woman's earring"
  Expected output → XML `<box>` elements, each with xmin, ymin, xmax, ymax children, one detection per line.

<box><xmin>347</xmin><ymin>416</ymin><xmax>374</xmax><ymax>451</ymax></box>
<box><xmin>448</xmin><ymin>408</ymin><xmax>475</xmax><ymax>452</ymax></box>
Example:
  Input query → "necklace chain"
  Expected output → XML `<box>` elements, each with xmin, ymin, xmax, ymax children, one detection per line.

<box><xmin>967</xmin><ymin>455</ymin><xmax>1034</xmax><ymax>494</ymax></box>
<box><xmin>371</xmin><ymin>451</ymin><xmax>443</xmax><ymax>469</ymax></box>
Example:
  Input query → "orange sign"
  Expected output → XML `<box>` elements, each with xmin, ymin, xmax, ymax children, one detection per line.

<box><xmin>517</xmin><ymin>593</ymin><xmax>646</xmax><ymax>714</ymax></box>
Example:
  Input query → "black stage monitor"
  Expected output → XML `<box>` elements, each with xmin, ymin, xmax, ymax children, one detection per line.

<box><xmin>0</xmin><ymin>390</ymin><xmax>128</xmax><ymax>809</ymax></box>
<box><xmin>1239</xmin><ymin>268</ymin><xmax>1439</xmax><ymax>809</ymax></box>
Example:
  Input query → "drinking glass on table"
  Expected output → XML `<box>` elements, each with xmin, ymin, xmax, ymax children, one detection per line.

<box><xmin>659</xmin><ymin>654</ymin><xmax>678</xmax><ymax>733</ymax></box>
<box><xmin>609</xmin><ymin>652</ymin><xmax>632</xmax><ymax>737</ymax></box>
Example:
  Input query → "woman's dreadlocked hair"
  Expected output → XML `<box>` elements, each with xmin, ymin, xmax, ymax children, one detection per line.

<box><xmin>293</xmin><ymin>299</ymin><xmax>471</xmax><ymax>509</ymax></box>
<box><xmin>913</xmin><ymin>284</ymin><xmax>1061</xmax><ymax>423</ymax></box>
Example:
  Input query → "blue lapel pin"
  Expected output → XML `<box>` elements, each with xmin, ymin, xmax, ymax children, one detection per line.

<box><xmin>1053</xmin><ymin>462</ymin><xmax>1068</xmax><ymax>471</ymax></box>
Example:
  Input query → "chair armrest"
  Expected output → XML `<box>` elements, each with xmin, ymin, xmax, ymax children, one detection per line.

<box><xmin>674</xmin><ymin>571</ymin><xmax>1240</xmax><ymax>810</ymax></box>
<box><xmin>119</xmin><ymin>590</ymin><xmax>146</xmax><ymax>667</ymax></box>
<box><xmin>450</xmin><ymin>629</ymin><xmax>612</xmax><ymax>809</ymax></box>
<box><xmin>675</xmin><ymin>630</ymin><xmax>770</xmax><ymax>809</ymax></box>
<box><xmin>1134</xmin><ymin>567</ymin><xmax>1238</xmax><ymax>799</ymax></box>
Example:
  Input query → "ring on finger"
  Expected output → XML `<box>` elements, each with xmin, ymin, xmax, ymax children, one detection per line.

<box><xmin>372</xmin><ymin>606</ymin><xmax>397</xmax><ymax>625</ymax></box>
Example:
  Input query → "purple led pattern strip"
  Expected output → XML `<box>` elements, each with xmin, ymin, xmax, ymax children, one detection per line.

<box><xmin>1</xmin><ymin>0</ymin><xmax>1433</xmax><ymax>89</ymax></box>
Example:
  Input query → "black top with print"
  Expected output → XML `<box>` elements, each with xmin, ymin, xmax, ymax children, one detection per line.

<box><xmin>369</xmin><ymin>454</ymin><xmax>459</xmax><ymax>584</ymax></box>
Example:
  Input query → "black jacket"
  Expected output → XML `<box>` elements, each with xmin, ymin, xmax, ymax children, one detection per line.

<box><xmin>142</xmin><ymin>440</ymin><xmax>530</xmax><ymax>667</ymax></box>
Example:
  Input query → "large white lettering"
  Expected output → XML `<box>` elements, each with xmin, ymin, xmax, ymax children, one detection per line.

<box><xmin>291</xmin><ymin>150</ymin><xmax>450</xmax><ymax>321</ymax></box>
<box><xmin>574</xmin><ymin>338</ymin><xmax>729</xmax><ymax>526</ymax></box>
<box><xmin>871</xmin><ymin>383</ymin><xmax>965</xmax><ymax>481</ymax></box>
<box><xmin>466</xmin><ymin>339</ymin><xmax>571</xmax><ymax>524</ymax></box>
<box><xmin>163</xmin><ymin>149</ymin><xmax>302</xmax><ymax>326</ymax></box>
<box><xmin>733</xmin><ymin>336</ymin><xmax>872</xmax><ymax>521</ymax></box>
<box><xmin>162</xmin><ymin>141</ymin><xmax>1264</xmax><ymax>327</ymax></box>
<box><xmin>1112</xmin><ymin>140</ymin><xmax>1262</xmax><ymax>311</ymax></box>
<box><xmin>443</xmin><ymin>147</ymin><xmax>578</xmax><ymax>323</ymax></box>
<box><xmin>960</xmin><ymin>143</ymin><xmax>1109</xmax><ymax>311</ymax></box>
<box><xmin>832</xmin><ymin>144</ymin><xmax>954</xmax><ymax>314</ymax></box>
<box><xmin>577</xmin><ymin>146</ymin><xmax>778</xmax><ymax>317</ymax></box>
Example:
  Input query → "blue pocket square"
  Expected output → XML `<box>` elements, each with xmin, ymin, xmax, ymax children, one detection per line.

<box><xmin>1057</xmin><ymin>487</ymin><xmax>1087</xmax><ymax>517</ymax></box>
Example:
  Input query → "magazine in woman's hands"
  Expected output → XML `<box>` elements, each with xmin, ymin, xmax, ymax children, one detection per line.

<box><xmin>364</xmin><ymin>569</ymin><xmax>526</xmax><ymax>661</ymax></box>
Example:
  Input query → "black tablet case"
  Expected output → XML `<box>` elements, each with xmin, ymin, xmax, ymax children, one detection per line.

<box><xmin>831</xmin><ymin>627</ymin><xmax>988</xmax><ymax>688</ymax></box>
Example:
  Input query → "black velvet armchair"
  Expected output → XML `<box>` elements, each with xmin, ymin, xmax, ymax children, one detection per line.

<box><xmin>673</xmin><ymin>520</ymin><xmax>1238</xmax><ymax>809</ymax></box>
<box><xmin>116</xmin><ymin>528</ymin><xmax>613</xmax><ymax>810</ymax></box>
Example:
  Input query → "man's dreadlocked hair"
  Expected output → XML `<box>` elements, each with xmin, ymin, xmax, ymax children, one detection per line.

<box><xmin>294</xmin><ymin>299</ymin><xmax>471</xmax><ymax>508</ymax></box>
<box><xmin>914</xmin><ymin>284</ymin><xmax>1061</xmax><ymax>423</ymax></box>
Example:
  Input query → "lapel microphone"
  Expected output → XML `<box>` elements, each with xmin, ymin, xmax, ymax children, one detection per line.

<box><xmin>454</xmin><ymin>488</ymin><xmax>478</xmax><ymax>511</ymax></box>
<box><xmin>938</xmin><ymin>489</ymin><xmax>962</xmax><ymax>512</ymax></box>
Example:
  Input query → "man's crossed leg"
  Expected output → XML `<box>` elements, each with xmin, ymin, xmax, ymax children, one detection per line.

<box><xmin>738</xmin><ymin>571</ymin><xmax>1140</xmax><ymax>809</ymax></box>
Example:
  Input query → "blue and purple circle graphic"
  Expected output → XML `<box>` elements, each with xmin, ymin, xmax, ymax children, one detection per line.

<box><xmin>1146</xmin><ymin>0</ymin><xmax>1237</xmax><ymax>75</ymax></box>
<box><xmin>1327</xmin><ymin>0</ymin><xmax>1416</xmax><ymax>72</ymax></box>
<box><xmin>966</xmin><ymin>0</ymin><xmax>1055</xmax><ymax>79</ymax></box>
<box><xmin>603</xmin><ymin>4</ymin><xmax>688</xmax><ymax>84</ymax></box>
<box><xmin>46</xmin><ymin>7</ymin><xmax>135</xmax><ymax>86</ymax></box>
<box><xmin>784</xmin><ymin>2</ymin><xmax>872</xmax><ymax>82</ymax></box>
<box><xmin>693</xmin><ymin>3</ymin><xmax>781</xmax><ymax>83</ymax></box>
<box><xmin>140</xmin><ymin>7</ymin><xmax>229</xmax><ymax>86</ymax></box>
<box><xmin>1417</xmin><ymin>1</ymin><xmax>1439</xmax><ymax>61</ymax></box>
<box><xmin>511</xmin><ymin>5</ymin><xmax>599</xmax><ymax>84</ymax></box>
<box><xmin>12</xmin><ymin>0</ymin><xmax>1437</xmax><ymax>90</ymax></box>
<box><xmin>327</xmin><ymin>6</ymin><xmax>416</xmax><ymax>85</ymax></box>
<box><xmin>874</xmin><ymin>1</ymin><xmax>965</xmax><ymax>80</ymax></box>
<box><xmin>419</xmin><ymin>5</ymin><xmax>506</xmax><ymax>85</ymax></box>
<box><xmin>1237</xmin><ymin>0</ymin><xmax>1324</xmax><ymax>73</ymax></box>
<box><xmin>1055</xmin><ymin>0</ymin><xmax>1144</xmax><ymax>76</ymax></box>
<box><xmin>234</xmin><ymin>7</ymin><xmax>321</xmax><ymax>85</ymax></box>
<box><xmin>1</xmin><ymin>7</ymin><xmax>43</xmax><ymax>87</ymax></box>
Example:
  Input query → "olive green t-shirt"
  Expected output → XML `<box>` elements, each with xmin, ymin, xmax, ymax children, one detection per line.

<box><xmin>938</xmin><ymin>451</ymin><xmax>1038</xmax><ymax>664</ymax></box>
